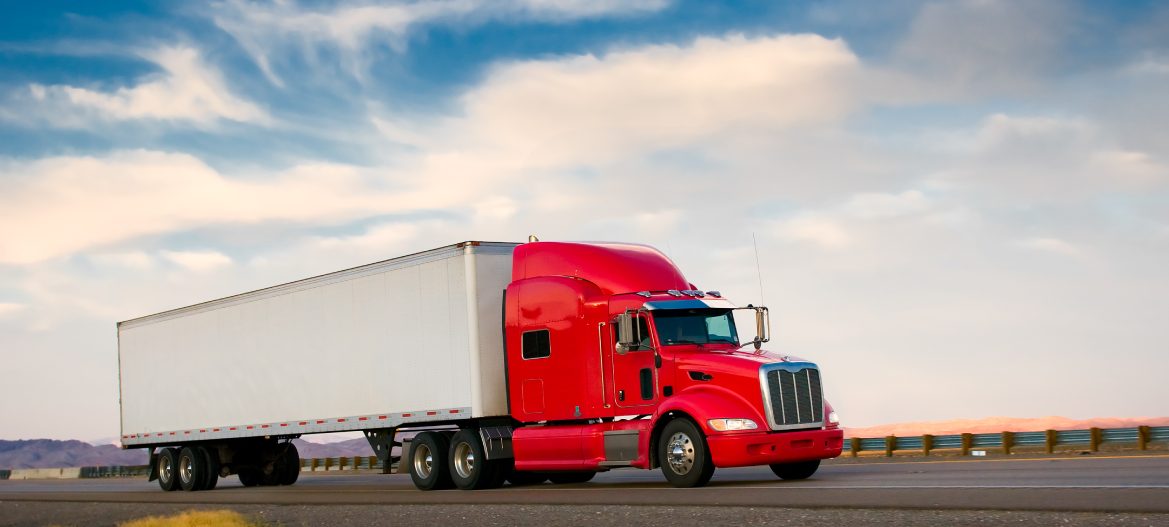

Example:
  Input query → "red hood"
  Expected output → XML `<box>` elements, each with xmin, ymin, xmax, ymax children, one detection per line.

<box><xmin>669</xmin><ymin>345</ymin><xmax>815</xmax><ymax>382</ymax></box>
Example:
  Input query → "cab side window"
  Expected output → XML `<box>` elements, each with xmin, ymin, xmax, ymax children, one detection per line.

<box><xmin>612</xmin><ymin>316</ymin><xmax>652</xmax><ymax>350</ymax></box>
<box><xmin>522</xmin><ymin>329</ymin><xmax>551</xmax><ymax>359</ymax></box>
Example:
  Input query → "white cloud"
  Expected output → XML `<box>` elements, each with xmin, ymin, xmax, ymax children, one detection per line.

<box><xmin>161</xmin><ymin>250</ymin><xmax>233</xmax><ymax>272</ymax></box>
<box><xmin>0</xmin><ymin>150</ymin><xmax>453</xmax><ymax>265</ymax></box>
<box><xmin>24</xmin><ymin>46</ymin><xmax>268</xmax><ymax>127</ymax></box>
<box><xmin>841</xmin><ymin>190</ymin><xmax>934</xmax><ymax>220</ymax></box>
<box><xmin>448</xmin><ymin>33</ymin><xmax>860</xmax><ymax>168</ymax></box>
<box><xmin>89</xmin><ymin>251</ymin><xmax>156</xmax><ymax>271</ymax></box>
<box><xmin>773</xmin><ymin>216</ymin><xmax>852</xmax><ymax>249</ymax></box>
<box><xmin>212</xmin><ymin>0</ymin><xmax>669</xmax><ymax>84</ymax></box>
<box><xmin>893</xmin><ymin>0</ymin><xmax>1075</xmax><ymax>93</ymax></box>
<box><xmin>0</xmin><ymin>302</ymin><xmax>26</xmax><ymax>318</ymax></box>
<box><xmin>1015</xmin><ymin>237</ymin><xmax>1084</xmax><ymax>257</ymax></box>
<box><xmin>309</xmin><ymin>223</ymin><xmax>423</xmax><ymax>252</ymax></box>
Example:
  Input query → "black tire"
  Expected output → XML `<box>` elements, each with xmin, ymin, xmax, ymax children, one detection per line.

<box><xmin>409</xmin><ymin>432</ymin><xmax>454</xmax><ymax>490</ymax></box>
<box><xmin>658</xmin><ymin>419</ymin><xmax>715</xmax><ymax>488</ymax></box>
<box><xmin>506</xmin><ymin>470</ymin><xmax>548</xmax><ymax>486</ymax></box>
<box><xmin>199</xmin><ymin>446</ymin><xmax>219</xmax><ymax>491</ymax></box>
<box><xmin>178</xmin><ymin>446</ymin><xmax>207</xmax><ymax>491</ymax></box>
<box><xmin>448</xmin><ymin>429</ymin><xmax>502</xmax><ymax>490</ymax></box>
<box><xmin>156</xmin><ymin>447</ymin><xmax>180</xmax><ymax>492</ymax></box>
<box><xmin>548</xmin><ymin>471</ymin><xmax>596</xmax><ymax>484</ymax></box>
<box><xmin>238</xmin><ymin>467</ymin><xmax>262</xmax><ymax>487</ymax></box>
<box><xmin>279</xmin><ymin>443</ymin><xmax>300</xmax><ymax>486</ymax></box>
<box><xmin>769</xmin><ymin>460</ymin><xmax>820</xmax><ymax>480</ymax></box>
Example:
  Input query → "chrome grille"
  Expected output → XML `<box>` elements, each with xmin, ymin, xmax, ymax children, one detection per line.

<box><xmin>761</xmin><ymin>363</ymin><xmax>823</xmax><ymax>430</ymax></box>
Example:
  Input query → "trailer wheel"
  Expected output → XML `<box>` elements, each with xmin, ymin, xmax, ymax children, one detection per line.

<box><xmin>278</xmin><ymin>443</ymin><xmax>300</xmax><ymax>485</ymax></box>
<box><xmin>409</xmin><ymin>432</ymin><xmax>454</xmax><ymax>490</ymax></box>
<box><xmin>658</xmin><ymin>419</ymin><xmax>715</xmax><ymax>488</ymax></box>
<box><xmin>199</xmin><ymin>446</ymin><xmax>219</xmax><ymax>491</ymax></box>
<box><xmin>156</xmin><ymin>447</ymin><xmax>180</xmax><ymax>492</ymax></box>
<box><xmin>448</xmin><ymin>429</ymin><xmax>503</xmax><ymax>490</ymax></box>
<box><xmin>506</xmin><ymin>471</ymin><xmax>548</xmax><ymax>486</ymax></box>
<box><xmin>769</xmin><ymin>460</ymin><xmax>820</xmax><ymax>480</ymax></box>
<box><xmin>178</xmin><ymin>446</ymin><xmax>207</xmax><ymax>491</ymax></box>
<box><xmin>548</xmin><ymin>471</ymin><xmax>596</xmax><ymax>484</ymax></box>
<box><xmin>238</xmin><ymin>468</ymin><xmax>262</xmax><ymax>487</ymax></box>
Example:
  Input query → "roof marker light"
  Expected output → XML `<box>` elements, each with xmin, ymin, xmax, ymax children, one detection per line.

<box><xmin>706</xmin><ymin>291</ymin><xmax>721</xmax><ymax>297</ymax></box>
<box><xmin>667</xmin><ymin>289</ymin><xmax>683</xmax><ymax>297</ymax></box>
<box><xmin>636</xmin><ymin>291</ymin><xmax>652</xmax><ymax>298</ymax></box>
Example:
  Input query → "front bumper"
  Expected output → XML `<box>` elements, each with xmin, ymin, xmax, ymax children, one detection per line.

<box><xmin>707</xmin><ymin>428</ymin><xmax>843</xmax><ymax>468</ymax></box>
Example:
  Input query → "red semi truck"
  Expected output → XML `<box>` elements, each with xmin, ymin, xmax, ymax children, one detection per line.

<box><xmin>117</xmin><ymin>240</ymin><xmax>842</xmax><ymax>491</ymax></box>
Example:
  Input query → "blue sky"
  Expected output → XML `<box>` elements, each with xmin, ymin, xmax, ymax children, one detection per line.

<box><xmin>1</xmin><ymin>1</ymin><xmax>1167</xmax><ymax>441</ymax></box>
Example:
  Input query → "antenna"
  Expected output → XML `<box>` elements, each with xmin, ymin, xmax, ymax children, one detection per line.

<box><xmin>528</xmin><ymin>234</ymin><xmax>539</xmax><ymax>242</ymax></box>
<box><xmin>752</xmin><ymin>232</ymin><xmax>765</xmax><ymax>305</ymax></box>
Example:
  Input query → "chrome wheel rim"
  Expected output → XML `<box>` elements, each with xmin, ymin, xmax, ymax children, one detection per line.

<box><xmin>413</xmin><ymin>443</ymin><xmax>433</xmax><ymax>479</ymax></box>
<box><xmin>666</xmin><ymin>432</ymin><xmax>695</xmax><ymax>475</ymax></box>
<box><xmin>453</xmin><ymin>441</ymin><xmax>475</xmax><ymax>479</ymax></box>
<box><xmin>158</xmin><ymin>456</ymin><xmax>173</xmax><ymax>483</ymax></box>
<box><xmin>179</xmin><ymin>454</ymin><xmax>194</xmax><ymax>484</ymax></box>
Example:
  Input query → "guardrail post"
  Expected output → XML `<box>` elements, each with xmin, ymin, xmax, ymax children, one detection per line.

<box><xmin>961</xmin><ymin>433</ymin><xmax>972</xmax><ymax>456</ymax></box>
<box><xmin>311</xmin><ymin>458</ymin><xmax>319</xmax><ymax>472</ymax></box>
<box><xmin>324</xmin><ymin>457</ymin><xmax>332</xmax><ymax>471</ymax></box>
<box><xmin>369</xmin><ymin>456</ymin><xmax>377</xmax><ymax>469</ymax></box>
<box><xmin>340</xmin><ymin>457</ymin><xmax>349</xmax><ymax>470</ymax></box>
<box><xmin>850</xmin><ymin>437</ymin><xmax>860</xmax><ymax>458</ymax></box>
<box><xmin>1002</xmin><ymin>431</ymin><xmax>1014</xmax><ymax>455</ymax></box>
<box><xmin>1138</xmin><ymin>426</ymin><xmax>1150</xmax><ymax>451</ymax></box>
<box><xmin>1089</xmin><ymin>428</ymin><xmax>1101</xmax><ymax>452</ymax></box>
<box><xmin>1045</xmin><ymin>430</ymin><xmax>1056</xmax><ymax>454</ymax></box>
<box><xmin>885</xmin><ymin>436</ymin><xmax>896</xmax><ymax>457</ymax></box>
<box><xmin>922</xmin><ymin>434</ymin><xmax>933</xmax><ymax>457</ymax></box>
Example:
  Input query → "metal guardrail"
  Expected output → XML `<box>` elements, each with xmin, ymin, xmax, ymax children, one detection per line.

<box><xmin>845</xmin><ymin>426</ymin><xmax>1168</xmax><ymax>457</ymax></box>
<box><xmin>300</xmin><ymin>455</ymin><xmax>385</xmax><ymax>472</ymax></box>
<box><xmin>3</xmin><ymin>426</ymin><xmax>1164</xmax><ymax>479</ymax></box>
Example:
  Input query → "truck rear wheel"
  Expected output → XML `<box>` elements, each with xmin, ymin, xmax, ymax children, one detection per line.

<box><xmin>156</xmin><ymin>447</ymin><xmax>180</xmax><ymax>492</ymax></box>
<box><xmin>278</xmin><ymin>443</ymin><xmax>300</xmax><ymax>485</ymax></box>
<box><xmin>658</xmin><ymin>419</ymin><xmax>715</xmax><ymax>488</ymax></box>
<box><xmin>770</xmin><ymin>460</ymin><xmax>820</xmax><ymax>480</ymax></box>
<box><xmin>238</xmin><ymin>468</ymin><xmax>261</xmax><ymax>487</ymax></box>
<box><xmin>178</xmin><ymin>446</ymin><xmax>207</xmax><ymax>491</ymax></box>
<box><xmin>199</xmin><ymin>446</ymin><xmax>219</xmax><ymax>490</ymax></box>
<box><xmin>448</xmin><ymin>429</ymin><xmax>503</xmax><ymax>490</ymax></box>
<box><xmin>409</xmin><ymin>431</ymin><xmax>454</xmax><ymax>490</ymax></box>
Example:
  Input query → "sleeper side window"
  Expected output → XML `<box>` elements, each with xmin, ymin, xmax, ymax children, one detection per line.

<box><xmin>522</xmin><ymin>329</ymin><xmax>551</xmax><ymax>359</ymax></box>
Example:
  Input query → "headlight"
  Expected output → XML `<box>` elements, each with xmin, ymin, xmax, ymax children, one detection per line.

<box><xmin>708</xmin><ymin>418</ymin><xmax>758</xmax><ymax>431</ymax></box>
<box><xmin>828</xmin><ymin>411</ymin><xmax>839</xmax><ymax>425</ymax></box>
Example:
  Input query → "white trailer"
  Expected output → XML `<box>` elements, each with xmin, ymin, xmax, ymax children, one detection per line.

<box><xmin>116</xmin><ymin>241</ymin><xmax>517</xmax><ymax>490</ymax></box>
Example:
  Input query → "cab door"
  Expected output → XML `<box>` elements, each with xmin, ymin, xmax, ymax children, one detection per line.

<box><xmin>609</xmin><ymin>312</ymin><xmax>658</xmax><ymax>409</ymax></box>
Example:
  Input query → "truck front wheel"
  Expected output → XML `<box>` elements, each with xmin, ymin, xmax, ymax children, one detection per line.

<box><xmin>770</xmin><ymin>460</ymin><xmax>820</xmax><ymax>480</ymax></box>
<box><xmin>409</xmin><ymin>432</ymin><xmax>454</xmax><ymax>490</ymax></box>
<box><xmin>658</xmin><ymin>419</ymin><xmax>715</xmax><ymax>488</ymax></box>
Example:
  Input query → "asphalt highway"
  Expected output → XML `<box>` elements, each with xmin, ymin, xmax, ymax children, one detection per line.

<box><xmin>3</xmin><ymin>454</ymin><xmax>1168</xmax><ymax>513</ymax></box>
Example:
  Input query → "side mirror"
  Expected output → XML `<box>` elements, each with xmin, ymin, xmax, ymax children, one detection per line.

<box><xmin>753</xmin><ymin>307</ymin><xmax>770</xmax><ymax>351</ymax></box>
<box><xmin>616</xmin><ymin>313</ymin><xmax>635</xmax><ymax>354</ymax></box>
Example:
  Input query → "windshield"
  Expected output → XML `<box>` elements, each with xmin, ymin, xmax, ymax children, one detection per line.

<box><xmin>652</xmin><ymin>309</ymin><xmax>738</xmax><ymax>346</ymax></box>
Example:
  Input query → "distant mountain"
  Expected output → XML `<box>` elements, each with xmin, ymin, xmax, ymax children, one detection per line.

<box><xmin>0</xmin><ymin>439</ymin><xmax>147</xmax><ymax>469</ymax></box>
<box><xmin>292</xmin><ymin>437</ymin><xmax>376</xmax><ymax>458</ymax></box>
<box><xmin>0</xmin><ymin>438</ymin><xmax>380</xmax><ymax>470</ymax></box>
<box><xmin>844</xmin><ymin>416</ymin><xmax>1169</xmax><ymax>438</ymax></box>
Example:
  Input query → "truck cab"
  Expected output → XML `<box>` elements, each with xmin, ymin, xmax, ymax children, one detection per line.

<box><xmin>498</xmin><ymin>241</ymin><xmax>843</xmax><ymax>487</ymax></box>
